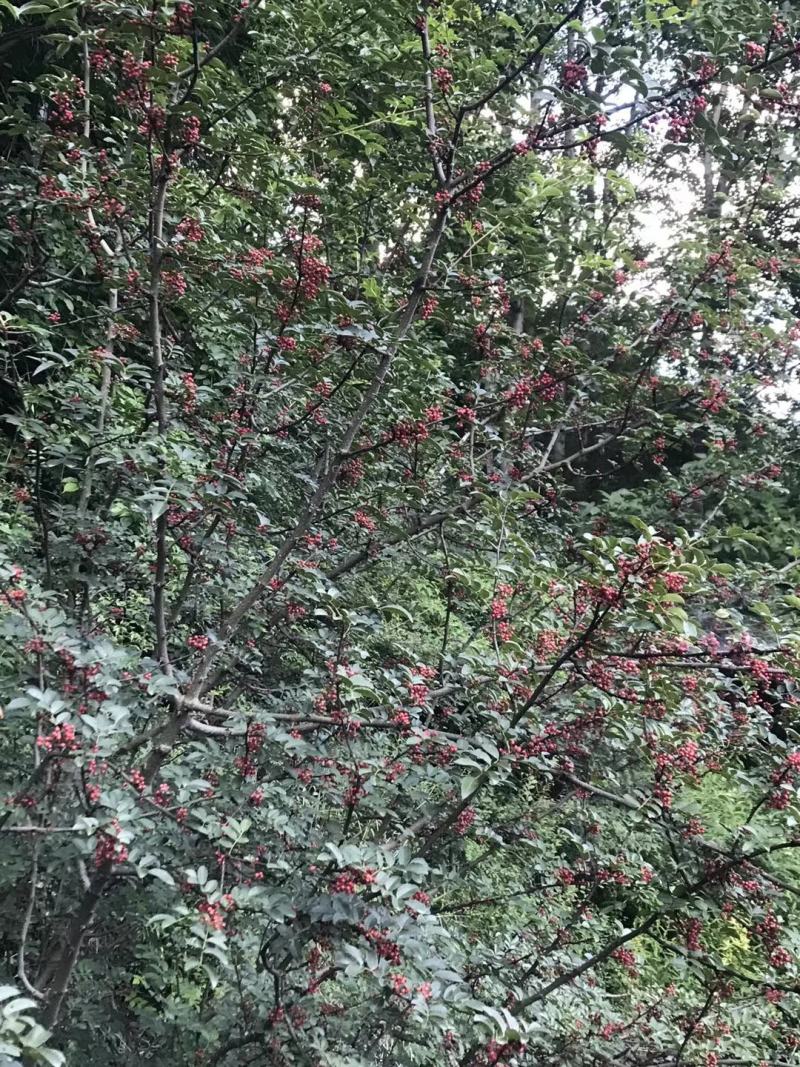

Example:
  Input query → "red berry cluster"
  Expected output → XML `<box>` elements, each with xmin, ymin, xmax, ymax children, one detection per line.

<box><xmin>454</xmin><ymin>806</ymin><xmax>476</xmax><ymax>835</ymax></box>
<box><xmin>293</xmin><ymin>192</ymin><xmax>322</xmax><ymax>211</ymax></box>
<box><xmin>169</xmin><ymin>2</ymin><xmax>194</xmax><ymax>33</ymax></box>
<box><xmin>36</xmin><ymin>723</ymin><xmax>79</xmax><ymax>753</ymax></box>
<box><xmin>354</xmin><ymin>510</ymin><xmax>377</xmax><ymax>533</ymax></box>
<box><xmin>770</xmin><ymin>946</ymin><xmax>792</xmax><ymax>969</ymax></box>
<box><xmin>485</xmin><ymin>1038</ymin><xmax>526</xmax><ymax>1064</ymax></box>
<box><xmin>177</xmin><ymin>217</ymin><xmax>204</xmax><ymax>242</ymax></box>
<box><xmin>197</xmin><ymin>900</ymin><xmax>225</xmax><ymax>930</ymax></box>
<box><xmin>561</xmin><ymin>60</ymin><xmax>588</xmax><ymax>89</ymax></box>
<box><xmin>489</xmin><ymin>583</ymin><xmax>515</xmax><ymax>642</ymax></box>
<box><xmin>700</xmin><ymin>378</ymin><xmax>728</xmax><ymax>414</ymax></box>
<box><xmin>48</xmin><ymin>90</ymin><xmax>78</xmax><ymax>131</ymax></box>
<box><xmin>361</xmin><ymin>925</ymin><xmax>401</xmax><ymax>964</ymax></box>
<box><xmin>90</xmin><ymin>48</ymin><xmax>114</xmax><ymax>73</ymax></box>
<box><xmin>181</xmin><ymin>372</ymin><xmax>197</xmax><ymax>414</ymax></box>
<box><xmin>612</xmin><ymin>947</ymin><xmax>638</xmax><ymax>973</ymax></box>
<box><xmin>768</xmin><ymin>751</ymin><xmax>800</xmax><ymax>809</ymax></box>
<box><xmin>419</xmin><ymin>295</ymin><xmax>438</xmax><ymax>320</ymax></box>
<box><xmin>95</xmin><ymin>831</ymin><xmax>128</xmax><ymax>868</ymax></box>
<box><xmin>181</xmin><ymin>115</ymin><xmax>201</xmax><ymax>145</ymax></box>
<box><xmin>163</xmin><ymin>271</ymin><xmax>187</xmax><ymax>297</ymax></box>
<box><xmin>685</xmin><ymin>917</ymin><xmax>703</xmax><ymax>951</ymax></box>
<box><xmin>744</xmin><ymin>41</ymin><xmax>765</xmax><ymax>64</ymax></box>
<box><xmin>433</xmin><ymin>67</ymin><xmax>453</xmax><ymax>93</ymax></box>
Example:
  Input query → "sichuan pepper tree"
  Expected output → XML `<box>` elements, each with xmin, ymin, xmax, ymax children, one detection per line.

<box><xmin>2</xmin><ymin>0</ymin><xmax>800</xmax><ymax>1064</ymax></box>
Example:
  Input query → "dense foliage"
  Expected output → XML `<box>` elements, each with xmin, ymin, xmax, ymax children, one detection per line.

<box><xmin>2</xmin><ymin>0</ymin><xmax>800</xmax><ymax>1064</ymax></box>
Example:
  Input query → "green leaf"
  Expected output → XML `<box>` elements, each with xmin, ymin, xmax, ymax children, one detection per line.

<box><xmin>3</xmin><ymin>997</ymin><xmax>38</xmax><ymax>1014</ymax></box>
<box><xmin>148</xmin><ymin>868</ymin><xmax>176</xmax><ymax>887</ymax></box>
<box><xmin>36</xmin><ymin>1050</ymin><xmax>66</xmax><ymax>1067</ymax></box>
<box><xmin>460</xmin><ymin>775</ymin><xmax>482</xmax><ymax>799</ymax></box>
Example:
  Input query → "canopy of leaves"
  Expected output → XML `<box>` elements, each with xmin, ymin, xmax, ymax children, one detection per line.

<box><xmin>1</xmin><ymin>1</ymin><xmax>800</xmax><ymax>1065</ymax></box>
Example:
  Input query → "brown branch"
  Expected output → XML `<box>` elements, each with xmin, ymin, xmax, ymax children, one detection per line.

<box><xmin>150</xmin><ymin>166</ymin><xmax>172</xmax><ymax>675</ymax></box>
<box><xmin>514</xmin><ymin>909</ymin><xmax>663</xmax><ymax>1011</ymax></box>
<box><xmin>17</xmin><ymin>836</ymin><xmax>44</xmax><ymax>999</ymax></box>
<box><xmin>446</xmin><ymin>0</ymin><xmax>585</xmax><ymax>180</ymax></box>
<box><xmin>1</xmin><ymin>825</ymin><xmax>86</xmax><ymax>834</ymax></box>
<box><xmin>183</xmin><ymin>206</ymin><xmax>452</xmax><ymax>701</ymax></box>
<box><xmin>41</xmin><ymin>873</ymin><xmax>108</xmax><ymax>1028</ymax></box>
<box><xmin>417</xmin><ymin>15</ymin><xmax>448</xmax><ymax>188</ymax></box>
<box><xmin>176</xmin><ymin>9</ymin><xmax>251</xmax><ymax>85</ymax></box>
